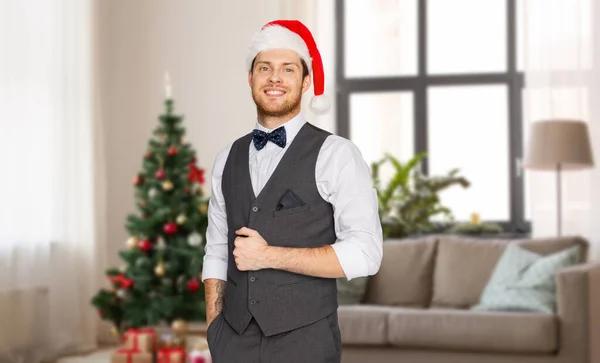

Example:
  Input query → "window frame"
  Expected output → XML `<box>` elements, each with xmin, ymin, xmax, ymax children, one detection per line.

<box><xmin>335</xmin><ymin>0</ymin><xmax>530</xmax><ymax>233</ymax></box>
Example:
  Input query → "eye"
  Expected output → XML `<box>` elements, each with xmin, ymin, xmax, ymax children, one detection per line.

<box><xmin>284</xmin><ymin>68</ymin><xmax>293</xmax><ymax>73</ymax></box>
<box><xmin>259</xmin><ymin>66</ymin><xmax>269</xmax><ymax>71</ymax></box>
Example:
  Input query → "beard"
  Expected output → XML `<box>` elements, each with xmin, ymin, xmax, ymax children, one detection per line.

<box><xmin>252</xmin><ymin>87</ymin><xmax>302</xmax><ymax>119</ymax></box>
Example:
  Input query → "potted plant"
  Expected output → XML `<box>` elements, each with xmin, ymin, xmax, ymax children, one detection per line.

<box><xmin>372</xmin><ymin>152</ymin><xmax>470</xmax><ymax>239</ymax></box>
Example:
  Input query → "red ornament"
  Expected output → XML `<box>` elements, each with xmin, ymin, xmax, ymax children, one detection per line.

<box><xmin>168</xmin><ymin>146</ymin><xmax>178</xmax><ymax>156</ymax></box>
<box><xmin>163</xmin><ymin>222</ymin><xmax>178</xmax><ymax>235</ymax></box>
<box><xmin>184</xmin><ymin>186</ymin><xmax>189</xmax><ymax>193</ymax></box>
<box><xmin>145</xmin><ymin>152</ymin><xmax>152</xmax><ymax>159</ymax></box>
<box><xmin>192</xmin><ymin>156</ymin><xmax>197</xmax><ymax>163</ymax></box>
<box><xmin>156</xmin><ymin>169</ymin><xmax>166</xmax><ymax>179</ymax></box>
<box><xmin>140</xmin><ymin>200</ymin><xmax>147</xmax><ymax>207</ymax></box>
<box><xmin>109</xmin><ymin>274</ymin><xmax>134</xmax><ymax>289</ymax></box>
<box><xmin>133</xmin><ymin>174</ymin><xmax>144</xmax><ymax>185</ymax></box>
<box><xmin>188</xmin><ymin>164</ymin><xmax>205</xmax><ymax>184</ymax></box>
<box><xmin>187</xmin><ymin>280</ymin><xmax>200</xmax><ymax>293</ymax></box>
<box><xmin>138</xmin><ymin>239</ymin><xmax>152</xmax><ymax>252</ymax></box>
<box><xmin>99</xmin><ymin>309</ymin><xmax>104</xmax><ymax>317</ymax></box>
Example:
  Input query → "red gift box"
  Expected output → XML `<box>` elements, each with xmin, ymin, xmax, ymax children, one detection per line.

<box><xmin>110</xmin><ymin>348</ymin><xmax>152</xmax><ymax>363</ymax></box>
<box><xmin>157</xmin><ymin>347</ymin><xmax>186</xmax><ymax>363</ymax></box>
<box><xmin>122</xmin><ymin>328</ymin><xmax>157</xmax><ymax>352</ymax></box>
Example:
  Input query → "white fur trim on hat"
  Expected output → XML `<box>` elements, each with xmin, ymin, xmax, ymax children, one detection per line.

<box><xmin>246</xmin><ymin>25</ymin><xmax>312</xmax><ymax>71</ymax></box>
<box><xmin>310</xmin><ymin>94</ymin><xmax>332</xmax><ymax>115</ymax></box>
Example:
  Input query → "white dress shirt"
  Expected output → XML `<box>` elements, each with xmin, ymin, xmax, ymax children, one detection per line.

<box><xmin>201</xmin><ymin>113</ymin><xmax>383</xmax><ymax>282</ymax></box>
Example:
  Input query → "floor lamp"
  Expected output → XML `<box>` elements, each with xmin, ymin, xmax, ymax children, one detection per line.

<box><xmin>524</xmin><ymin>120</ymin><xmax>594</xmax><ymax>236</ymax></box>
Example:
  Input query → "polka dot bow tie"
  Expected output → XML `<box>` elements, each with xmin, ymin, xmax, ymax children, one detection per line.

<box><xmin>252</xmin><ymin>126</ymin><xmax>287</xmax><ymax>150</ymax></box>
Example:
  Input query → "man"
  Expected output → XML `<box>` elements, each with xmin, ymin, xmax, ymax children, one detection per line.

<box><xmin>201</xmin><ymin>20</ymin><xmax>383</xmax><ymax>363</ymax></box>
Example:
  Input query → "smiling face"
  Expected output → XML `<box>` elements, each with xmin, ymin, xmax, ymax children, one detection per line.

<box><xmin>248</xmin><ymin>49</ymin><xmax>311</xmax><ymax>122</ymax></box>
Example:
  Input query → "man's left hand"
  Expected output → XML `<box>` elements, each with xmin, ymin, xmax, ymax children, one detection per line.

<box><xmin>233</xmin><ymin>227</ymin><xmax>270</xmax><ymax>271</ymax></box>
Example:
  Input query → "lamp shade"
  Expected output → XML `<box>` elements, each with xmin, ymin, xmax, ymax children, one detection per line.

<box><xmin>524</xmin><ymin>119</ymin><xmax>594</xmax><ymax>170</ymax></box>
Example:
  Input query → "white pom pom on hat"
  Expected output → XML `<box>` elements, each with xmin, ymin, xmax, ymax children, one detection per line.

<box><xmin>247</xmin><ymin>20</ymin><xmax>331</xmax><ymax>115</ymax></box>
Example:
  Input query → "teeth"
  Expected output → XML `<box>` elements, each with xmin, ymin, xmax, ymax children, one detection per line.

<box><xmin>266</xmin><ymin>91</ymin><xmax>284</xmax><ymax>95</ymax></box>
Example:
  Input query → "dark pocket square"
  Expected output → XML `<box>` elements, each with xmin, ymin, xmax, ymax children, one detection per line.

<box><xmin>276</xmin><ymin>189</ymin><xmax>306</xmax><ymax>211</ymax></box>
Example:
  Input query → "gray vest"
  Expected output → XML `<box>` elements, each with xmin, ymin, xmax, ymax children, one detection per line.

<box><xmin>220</xmin><ymin>122</ymin><xmax>338</xmax><ymax>337</ymax></box>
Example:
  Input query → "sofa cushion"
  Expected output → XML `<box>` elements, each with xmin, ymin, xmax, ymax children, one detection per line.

<box><xmin>431</xmin><ymin>236</ymin><xmax>587</xmax><ymax>308</ymax></box>
<box><xmin>432</xmin><ymin>237</ymin><xmax>508</xmax><ymax>308</ymax></box>
<box><xmin>363</xmin><ymin>237</ymin><xmax>437</xmax><ymax>307</ymax></box>
<box><xmin>472</xmin><ymin>244</ymin><xmax>580</xmax><ymax>313</ymax></box>
<box><xmin>387</xmin><ymin>308</ymin><xmax>558</xmax><ymax>354</ymax></box>
<box><xmin>337</xmin><ymin>305</ymin><xmax>394</xmax><ymax>345</ymax></box>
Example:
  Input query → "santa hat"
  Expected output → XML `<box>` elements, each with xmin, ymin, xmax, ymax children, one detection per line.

<box><xmin>246</xmin><ymin>20</ymin><xmax>331</xmax><ymax>115</ymax></box>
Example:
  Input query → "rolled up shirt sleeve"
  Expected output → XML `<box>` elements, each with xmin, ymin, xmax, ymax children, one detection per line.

<box><xmin>201</xmin><ymin>144</ymin><xmax>232</xmax><ymax>282</ymax></box>
<box><xmin>318</xmin><ymin>136</ymin><xmax>384</xmax><ymax>281</ymax></box>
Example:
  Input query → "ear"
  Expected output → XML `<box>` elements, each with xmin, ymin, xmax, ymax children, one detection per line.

<box><xmin>301</xmin><ymin>73</ymin><xmax>311</xmax><ymax>95</ymax></box>
<box><xmin>248</xmin><ymin>71</ymin><xmax>253</xmax><ymax>88</ymax></box>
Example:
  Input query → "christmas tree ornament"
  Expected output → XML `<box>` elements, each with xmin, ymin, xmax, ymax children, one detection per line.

<box><xmin>138</xmin><ymin>239</ymin><xmax>152</xmax><ymax>252</ymax></box>
<box><xmin>156</xmin><ymin>169</ymin><xmax>166</xmax><ymax>179</ymax></box>
<box><xmin>164</xmin><ymin>222</ymin><xmax>178</xmax><ymax>235</ymax></box>
<box><xmin>187</xmin><ymin>280</ymin><xmax>200</xmax><ymax>293</ymax></box>
<box><xmin>176</xmin><ymin>213</ymin><xmax>187</xmax><ymax>225</ymax></box>
<box><xmin>187</xmin><ymin>232</ymin><xmax>202</xmax><ymax>247</ymax></box>
<box><xmin>148</xmin><ymin>188</ymin><xmax>158</xmax><ymax>198</ymax></box>
<box><xmin>126</xmin><ymin>236</ymin><xmax>138</xmax><ymax>250</ymax></box>
<box><xmin>119</xmin><ymin>264</ymin><xmax>128</xmax><ymax>273</ymax></box>
<box><xmin>140</xmin><ymin>200</ymin><xmax>148</xmax><ymax>207</ymax></box>
<box><xmin>133</xmin><ymin>174</ymin><xmax>144</xmax><ymax>186</ymax></box>
<box><xmin>198</xmin><ymin>203</ymin><xmax>208</xmax><ymax>215</ymax></box>
<box><xmin>155</xmin><ymin>261</ymin><xmax>166</xmax><ymax>276</ymax></box>
<box><xmin>117</xmin><ymin>289</ymin><xmax>129</xmax><ymax>299</ymax></box>
<box><xmin>171</xmin><ymin>319</ymin><xmax>188</xmax><ymax>335</ymax></box>
<box><xmin>162</xmin><ymin>180</ymin><xmax>174</xmax><ymax>191</ymax></box>
<box><xmin>168</xmin><ymin>146</ymin><xmax>178</xmax><ymax>156</ymax></box>
<box><xmin>145</xmin><ymin>151</ymin><xmax>152</xmax><ymax>159</ymax></box>
<box><xmin>184</xmin><ymin>186</ymin><xmax>190</xmax><ymax>193</ymax></box>
<box><xmin>110</xmin><ymin>325</ymin><xmax>119</xmax><ymax>337</ymax></box>
<box><xmin>156</xmin><ymin>236</ymin><xmax>166</xmax><ymax>251</ymax></box>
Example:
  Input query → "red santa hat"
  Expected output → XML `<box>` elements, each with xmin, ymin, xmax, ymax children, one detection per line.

<box><xmin>247</xmin><ymin>20</ymin><xmax>331</xmax><ymax>115</ymax></box>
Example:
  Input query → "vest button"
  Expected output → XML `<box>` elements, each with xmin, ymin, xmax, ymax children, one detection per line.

<box><xmin>250</xmin><ymin>299</ymin><xmax>257</xmax><ymax>305</ymax></box>
<box><xmin>252</xmin><ymin>206</ymin><xmax>259</xmax><ymax>212</ymax></box>
<box><xmin>250</xmin><ymin>276</ymin><xmax>256</xmax><ymax>282</ymax></box>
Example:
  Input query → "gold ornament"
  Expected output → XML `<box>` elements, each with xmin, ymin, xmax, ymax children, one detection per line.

<box><xmin>162</xmin><ymin>180</ymin><xmax>174</xmax><ymax>191</ymax></box>
<box><xmin>126</xmin><ymin>236</ymin><xmax>138</xmax><ymax>250</ymax></box>
<box><xmin>171</xmin><ymin>319</ymin><xmax>188</xmax><ymax>335</ymax></box>
<box><xmin>155</xmin><ymin>261</ymin><xmax>166</xmax><ymax>277</ymax></box>
<box><xmin>198</xmin><ymin>203</ymin><xmax>208</xmax><ymax>215</ymax></box>
<box><xmin>176</xmin><ymin>213</ymin><xmax>187</xmax><ymax>225</ymax></box>
<box><xmin>110</xmin><ymin>325</ymin><xmax>119</xmax><ymax>337</ymax></box>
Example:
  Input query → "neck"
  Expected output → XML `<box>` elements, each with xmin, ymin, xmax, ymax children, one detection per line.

<box><xmin>256</xmin><ymin>109</ymin><xmax>301</xmax><ymax>130</ymax></box>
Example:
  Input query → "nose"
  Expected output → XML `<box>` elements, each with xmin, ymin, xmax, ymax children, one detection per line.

<box><xmin>268</xmin><ymin>70</ymin><xmax>282</xmax><ymax>84</ymax></box>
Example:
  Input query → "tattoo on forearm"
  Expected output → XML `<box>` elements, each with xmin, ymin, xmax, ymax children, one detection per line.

<box><xmin>214</xmin><ymin>280</ymin><xmax>226</xmax><ymax>314</ymax></box>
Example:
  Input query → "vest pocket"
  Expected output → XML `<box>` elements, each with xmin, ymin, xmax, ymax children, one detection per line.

<box><xmin>276</xmin><ymin>275</ymin><xmax>318</xmax><ymax>286</ymax></box>
<box><xmin>272</xmin><ymin>203</ymin><xmax>311</xmax><ymax>217</ymax></box>
<box><xmin>227</xmin><ymin>275</ymin><xmax>238</xmax><ymax>287</ymax></box>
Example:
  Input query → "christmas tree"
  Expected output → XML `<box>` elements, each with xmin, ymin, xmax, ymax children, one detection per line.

<box><xmin>91</xmin><ymin>96</ymin><xmax>209</xmax><ymax>335</ymax></box>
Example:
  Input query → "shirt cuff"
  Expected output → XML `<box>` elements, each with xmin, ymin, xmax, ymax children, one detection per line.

<box><xmin>201</xmin><ymin>257</ymin><xmax>228</xmax><ymax>282</ymax></box>
<box><xmin>331</xmin><ymin>240</ymin><xmax>369</xmax><ymax>281</ymax></box>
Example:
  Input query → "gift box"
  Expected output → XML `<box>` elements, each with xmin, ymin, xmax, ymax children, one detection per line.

<box><xmin>110</xmin><ymin>348</ymin><xmax>153</xmax><ymax>363</ymax></box>
<box><xmin>122</xmin><ymin>328</ymin><xmax>157</xmax><ymax>352</ymax></box>
<box><xmin>188</xmin><ymin>339</ymin><xmax>211</xmax><ymax>363</ymax></box>
<box><xmin>158</xmin><ymin>347</ymin><xmax>186</xmax><ymax>363</ymax></box>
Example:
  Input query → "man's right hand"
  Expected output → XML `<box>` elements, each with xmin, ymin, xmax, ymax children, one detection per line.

<box><xmin>204</xmin><ymin>278</ymin><xmax>226</xmax><ymax>329</ymax></box>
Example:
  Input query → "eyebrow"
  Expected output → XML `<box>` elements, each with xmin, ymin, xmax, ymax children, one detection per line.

<box><xmin>255</xmin><ymin>61</ymin><xmax>300</xmax><ymax>68</ymax></box>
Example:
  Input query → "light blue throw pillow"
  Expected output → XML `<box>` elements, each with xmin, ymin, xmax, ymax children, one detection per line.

<box><xmin>471</xmin><ymin>243</ymin><xmax>580</xmax><ymax>314</ymax></box>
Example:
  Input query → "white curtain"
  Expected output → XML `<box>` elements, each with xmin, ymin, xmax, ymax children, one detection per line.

<box><xmin>523</xmin><ymin>0</ymin><xmax>600</xmax><ymax>260</ymax></box>
<box><xmin>0</xmin><ymin>0</ymin><xmax>107</xmax><ymax>362</ymax></box>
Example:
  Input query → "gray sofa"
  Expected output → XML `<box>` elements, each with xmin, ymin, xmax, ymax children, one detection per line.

<box><xmin>337</xmin><ymin>235</ymin><xmax>600</xmax><ymax>363</ymax></box>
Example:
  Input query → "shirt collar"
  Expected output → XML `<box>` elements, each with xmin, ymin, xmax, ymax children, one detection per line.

<box><xmin>254</xmin><ymin>113</ymin><xmax>306</xmax><ymax>145</ymax></box>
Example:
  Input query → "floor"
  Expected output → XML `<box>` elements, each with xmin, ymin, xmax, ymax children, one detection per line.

<box><xmin>56</xmin><ymin>348</ymin><xmax>112</xmax><ymax>363</ymax></box>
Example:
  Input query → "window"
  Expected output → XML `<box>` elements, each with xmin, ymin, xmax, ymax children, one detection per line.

<box><xmin>336</xmin><ymin>0</ymin><xmax>528</xmax><ymax>232</ymax></box>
